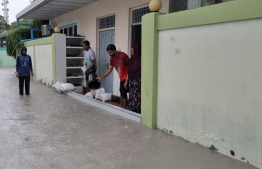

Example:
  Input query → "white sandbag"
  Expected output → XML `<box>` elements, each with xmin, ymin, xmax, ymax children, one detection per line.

<box><xmin>85</xmin><ymin>89</ymin><xmax>96</xmax><ymax>99</ymax></box>
<box><xmin>100</xmin><ymin>88</ymin><xmax>106</xmax><ymax>93</ymax></box>
<box><xmin>52</xmin><ymin>82</ymin><xmax>65</xmax><ymax>92</ymax></box>
<box><xmin>98</xmin><ymin>93</ymin><xmax>112</xmax><ymax>102</ymax></box>
<box><xmin>85</xmin><ymin>92</ymin><xmax>91</xmax><ymax>98</ymax></box>
<box><xmin>52</xmin><ymin>82</ymin><xmax>64</xmax><ymax>88</ymax></box>
<box><xmin>94</xmin><ymin>88</ymin><xmax>106</xmax><ymax>99</ymax></box>
<box><xmin>60</xmin><ymin>83</ymin><xmax>75</xmax><ymax>92</ymax></box>
<box><xmin>52</xmin><ymin>82</ymin><xmax>75</xmax><ymax>93</ymax></box>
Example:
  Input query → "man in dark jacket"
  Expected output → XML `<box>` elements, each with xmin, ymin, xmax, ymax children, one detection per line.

<box><xmin>16</xmin><ymin>47</ymin><xmax>33</xmax><ymax>95</ymax></box>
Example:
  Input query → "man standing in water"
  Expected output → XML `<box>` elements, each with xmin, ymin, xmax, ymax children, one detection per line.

<box><xmin>97</xmin><ymin>44</ymin><xmax>129</xmax><ymax>109</ymax></box>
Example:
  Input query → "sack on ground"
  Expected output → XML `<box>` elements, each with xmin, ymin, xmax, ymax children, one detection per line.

<box><xmin>52</xmin><ymin>82</ymin><xmax>64</xmax><ymax>92</ymax></box>
<box><xmin>52</xmin><ymin>82</ymin><xmax>75</xmax><ymax>92</ymax></box>
<box><xmin>85</xmin><ymin>92</ymin><xmax>91</xmax><ymax>98</ymax></box>
<box><xmin>94</xmin><ymin>88</ymin><xmax>106</xmax><ymax>99</ymax></box>
<box><xmin>60</xmin><ymin>83</ymin><xmax>75</xmax><ymax>91</ymax></box>
<box><xmin>98</xmin><ymin>93</ymin><xmax>112</xmax><ymax>102</ymax></box>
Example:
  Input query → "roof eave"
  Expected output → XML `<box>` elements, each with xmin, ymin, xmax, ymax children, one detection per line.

<box><xmin>16</xmin><ymin>0</ymin><xmax>52</xmax><ymax>19</ymax></box>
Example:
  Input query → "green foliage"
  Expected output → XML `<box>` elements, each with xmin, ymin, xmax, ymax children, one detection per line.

<box><xmin>9</xmin><ymin>21</ymin><xmax>18</xmax><ymax>30</ymax></box>
<box><xmin>32</xmin><ymin>19</ymin><xmax>43</xmax><ymax>37</ymax></box>
<box><xmin>6</xmin><ymin>19</ymin><xmax>45</xmax><ymax>57</ymax></box>
<box><xmin>9</xmin><ymin>19</ymin><xmax>37</xmax><ymax>30</ymax></box>
<box><xmin>0</xmin><ymin>15</ymin><xmax>9</xmax><ymax>32</ymax></box>
<box><xmin>32</xmin><ymin>19</ymin><xmax>43</xmax><ymax>29</ymax></box>
<box><xmin>5</xmin><ymin>27</ymin><xmax>30</xmax><ymax>57</ymax></box>
<box><xmin>1</xmin><ymin>17</ymin><xmax>35</xmax><ymax>32</ymax></box>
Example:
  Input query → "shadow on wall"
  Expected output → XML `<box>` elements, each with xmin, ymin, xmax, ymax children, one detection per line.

<box><xmin>0</xmin><ymin>48</ymin><xmax>16</xmax><ymax>68</ymax></box>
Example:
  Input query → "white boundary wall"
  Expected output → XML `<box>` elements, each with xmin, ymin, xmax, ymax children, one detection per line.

<box><xmin>35</xmin><ymin>44</ymin><xmax>53</xmax><ymax>86</ymax></box>
<box><xmin>158</xmin><ymin>18</ymin><xmax>262</xmax><ymax>169</ymax></box>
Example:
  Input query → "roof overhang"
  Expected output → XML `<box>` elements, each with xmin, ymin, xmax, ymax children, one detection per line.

<box><xmin>16</xmin><ymin>0</ymin><xmax>97</xmax><ymax>20</ymax></box>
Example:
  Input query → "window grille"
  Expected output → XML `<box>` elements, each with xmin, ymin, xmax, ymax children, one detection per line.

<box><xmin>169</xmin><ymin>0</ymin><xmax>188</xmax><ymax>13</ymax></box>
<box><xmin>61</xmin><ymin>23</ymin><xmax>77</xmax><ymax>36</ymax></box>
<box><xmin>132</xmin><ymin>7</ymin><xmax>151</xmax><ymax>24</ymax></box>
<box><xmin>99</xmin><ymin>16</ymin><xmax>115</xmax><ymax>29</ymax></box>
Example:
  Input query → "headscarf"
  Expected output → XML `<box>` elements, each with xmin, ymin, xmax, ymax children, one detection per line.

<box><xmin>21</xmin><ymin>46</ymin><xmax>27</xmax><ymax>56</ymax></box>
<box><xmin>128</xmin><ymin>44</ymin><xmax>141</xmax><ymax>79</ymax></box>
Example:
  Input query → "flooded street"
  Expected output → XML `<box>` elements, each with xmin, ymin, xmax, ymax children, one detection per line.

<box><xmin>0</xmin><ymin>68</ymin><xmax>256</xmax><ymax>169</ymax></box>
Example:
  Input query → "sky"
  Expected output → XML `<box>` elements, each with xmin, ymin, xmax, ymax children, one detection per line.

<box><xmin>2</xmin><ymin>0</ymin><xmax>31</xmax><ymax>23</ymax></box>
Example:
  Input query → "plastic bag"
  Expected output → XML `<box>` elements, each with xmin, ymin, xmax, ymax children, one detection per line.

<box><xmin>81</xmin><ymin>67</ymin><xmax>86</xmax><ymax>73</ymax></box>
<box><xmin>89</xmin><ymin>74</ymin><xmax>93</xmax><ymax>81</ymax></box>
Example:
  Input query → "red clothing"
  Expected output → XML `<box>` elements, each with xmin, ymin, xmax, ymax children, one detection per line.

<box><xmin>110</xmin><ymin>52</ymin><xmax>129</xmax><ymax>81</ymax></box>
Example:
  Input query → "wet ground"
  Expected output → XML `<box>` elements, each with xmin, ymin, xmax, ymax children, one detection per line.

<box><xmin>0</xmin><ymin>68</ymin><xmax>256</xmax><ymax>169</ymax></box>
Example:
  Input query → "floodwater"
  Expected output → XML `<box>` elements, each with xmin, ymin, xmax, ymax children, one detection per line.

<box><xmin>0</xmin><ymin>68</ymin><xmax>256</xmax><ymax>169</ymax></box>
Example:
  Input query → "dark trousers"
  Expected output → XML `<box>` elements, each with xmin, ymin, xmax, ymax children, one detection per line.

<box><xmin>19</xmin><ymin>76</ymin><xmax>30</xmax><ymax>95</ymax></box>
<box><xmin>120</xmin><ymin>79</ymin><xmax>129</xmax><ymax>99</ymax></box>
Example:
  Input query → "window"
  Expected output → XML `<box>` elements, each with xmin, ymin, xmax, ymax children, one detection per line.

<box><xmin>74</xmin><ymin>25</ymin><xmax>77</xmax><ymax>36</ymax></box>
<box><xmin>169</xmin><ymin>0</ymin><xmax>188</xmax><ymax>13</ymax></box>
<box><xmin>130</xmin><ymin>7</ymin><xmax>151</xmax><ymax>45</ymax></box>
<box><xmin>61</xmin><ymin>23</ymin><xmax>78</xmax><ymax>36</ymax></box>
<box><xmin>69</xmin><ymin>27</ymin><xmax>73</xmax><ymax>36</ymax></box>
<box><xmin>64</xmin><ymin>28</ymin><xmax>68</xmax><ymax>36</ymax></box>
<box><xmin>169</xmin><ymin>0</ymin><xmax>226</xmax><ymax>13</ymax></box>
<box><xmin>132</xmin><ymin>7</ymin><xmax>151</xmax><ymax>24</ymax></box>
<box><xmin>99</xmin><ymin>16</ymin><xmax>115</xmax><ymax>29</ymax></box>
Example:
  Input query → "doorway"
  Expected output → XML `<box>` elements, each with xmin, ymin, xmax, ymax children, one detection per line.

<box><xmin>99</xmin><ymin>29</ymin><xmax>115</xmax><ymax>94</ymax></box>
<box><xmin>130</xmin><ymin>6</ymin><xmax>151</xmax><ymax>46</ymax></box>
<box><xmin>131</xmin><ymin>24</ymin><xmax>141</xmax><ymax>45</ymax></box>
<box><xmin>99</xmin><ymin>15</ymin><xmax>115</xmax><ymax>94</ymax></box>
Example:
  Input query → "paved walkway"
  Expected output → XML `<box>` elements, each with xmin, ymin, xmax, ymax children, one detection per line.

<box><xmin>0</xmin><ymin>68</ymin><xmax>256</xmax><ymax>169</ymax></box>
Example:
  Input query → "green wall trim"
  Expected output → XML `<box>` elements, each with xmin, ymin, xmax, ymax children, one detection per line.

<box><xmin>157</xmin><ymin>0</ymin><xmax>262</xmax><ymax>31</ymax></box>
<box><xmin>141</xmin><ymin>0</ymin><xmax>262</xmax><ymax>129</ymax></box>
<box><xmin>24</xmin><ymin>35</ymin><xmax>57</xmax><ymax>84</ymax></box>
<box><xmin>141</xmin><ymin>13</ymin><xmax>160</xmax><ymax>129</ymax></box>
<box><xmin>52</xmin><ymin>37</ymin><xmax>56</xmax><ymax>83</ymax></box>
<box><xmin>24</xmin><ymin>36</ymin><xmax>54</xmax><ymax>46</ymax></box>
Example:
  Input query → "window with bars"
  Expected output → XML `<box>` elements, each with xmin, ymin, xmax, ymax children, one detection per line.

<box><xmin>169</xmin><ymin>0</ymin><xmax>222</xmax><ymax>13</ymax></box>
<box><xmin>99</xmin><ymin>16</ymin><xmax>115</xmax><ymax>29</ymax></box>
<box><xmin>60</xmin><ymin>23</ymin><xmax>78</xmax><ymax>36</ymax></box>
<box><xmin>169</xmin><ymin>0</ymin><xmax>188</xmax><ymax>13</ymax></box>
<box><xmin>132</xmin><ymin>7</ymin><xmax>151</xmax><ymax>24</ymax></box>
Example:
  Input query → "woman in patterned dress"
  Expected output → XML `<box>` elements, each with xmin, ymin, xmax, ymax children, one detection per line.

<box><xmin>125</xmin><ymin>44</ymin><xmax>141</xmax><ymax>113</ymax></box>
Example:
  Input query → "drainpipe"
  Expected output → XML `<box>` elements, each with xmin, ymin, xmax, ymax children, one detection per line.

<box><xmin>17</xmin><ymin>19</ymin><xmax>42</xmax><ymax>42</ymax></box>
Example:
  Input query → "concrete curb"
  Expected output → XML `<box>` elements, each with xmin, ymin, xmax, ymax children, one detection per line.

<box><xmin>67</xmin><ymin>91</ymin><xmax>141</xmax><ymax>123</ymax></box>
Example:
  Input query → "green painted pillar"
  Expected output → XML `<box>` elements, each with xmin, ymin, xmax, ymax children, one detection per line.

<box><xmin>141</xmin><ymin>12</ymin><xmax>160</xmax><ymax>129</ymax></box>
